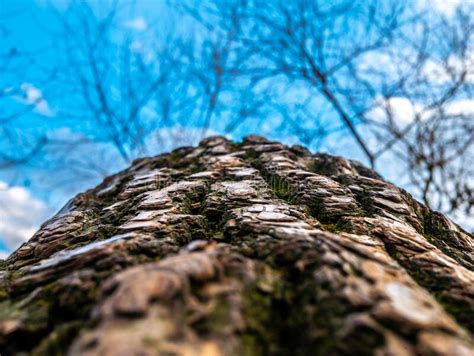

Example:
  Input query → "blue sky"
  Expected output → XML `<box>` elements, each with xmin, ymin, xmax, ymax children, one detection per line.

<box><xmin>0</xmin><ymin>0</ymin><xmax>472</xmax><ymax>257</ymax></box>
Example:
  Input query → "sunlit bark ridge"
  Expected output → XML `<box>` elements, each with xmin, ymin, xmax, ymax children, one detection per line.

<box><xmin>1</xmin><ymin>136</ymin><xmax>473</xmax><ymax>355</ymax></box>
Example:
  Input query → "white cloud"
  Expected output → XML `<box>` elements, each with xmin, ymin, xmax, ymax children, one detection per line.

<box><xmin>422</xmin><ymin>55</ymin><xmax>474</xmax><ymax>84</ymax></box>
<box><xmin>21</xmin><ymin>83</ymin><xmax>42</xmax><ymax>103</ymax></box>
<box><xmin>421</xmin><ymin>60</ymin><xmax>453</xmax><ymax>84</ymax></box>
<box><xmin>19</xmin><ymin>83</ymin><xmax>55</xmax><ymax>117</ymax></box>
<box><xmin>451</xmin><ymin>210</ymin><xmax>474</xmax><ymax>232</ymax></box>
<box><xmin>35</xmin><ymin>100</ymin><xmax>55</xmax><ymax>116</ymax></box>
<box><xmin>0</xmin><ymin>181</ymin><xmax>49</xmax><ymax>251</ymax></box>
<box><xmin>444</xmin><ymin>99</ymin><xmax>474</xmax><ymax>116</ymax></box>
<box><xmin>416</xmin><ymin>0</ymin><xmax>463</xmax><ymax>17</ymax></box>
<box><xmin>358</xmin><ymin>44</ymin><xmax>474</xmax><ymax>88</ymax></box>
<box><xmin>124</xmin><ymin>17</ymin><xmax>147</xmax><ymax>31</ymax></box>
<box><xmin>368</xmin><ymin>94</ymin><xmax>474</xmax><ymax>129</ymax></box>
<box><xmin>368</xmin><ymin>96</ymin><xmax>424</xmax><ymax>127</ymax></box>
<box><xmin>431</xmin><ymin>0</ymin><xmax>462</xmax><ymax>17</ymax></box>
<box><xmin>384</xmin><ymin>97</ymin><xmax>422</xmax><ymax>125</ymax></box>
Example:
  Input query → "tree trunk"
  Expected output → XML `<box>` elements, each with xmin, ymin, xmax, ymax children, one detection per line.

<box><xmin>1</xmin><ymin>136</ymin><xmax>473</xmax><ymax>355</ymax></box>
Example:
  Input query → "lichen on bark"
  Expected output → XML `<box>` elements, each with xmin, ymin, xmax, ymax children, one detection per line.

<box><xmin>0</xmin><ymin>136</ymin><xmax>473</xmax><ymax>355</ymax></box>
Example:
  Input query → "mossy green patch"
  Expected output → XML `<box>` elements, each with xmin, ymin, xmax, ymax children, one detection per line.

<box><xmin>423</xmin><ymin>211</ymin><xmax>473</xmax><ymax>270</ymax></box>
<box><xmin>322</xmin><ymin>220</ymin><xmax>351</xmax><ymax>233</ymax></box>
<box><xmin>32</xmin><ymin>321</ymin><xmax>83</xmax><ymax>356</ymax></box>
<box><xmin>192</xmin><ymin>296</ymin><xmax>232</xmax><ymax>336</ymax></box>
<box><xmin>266</xmin><ymin>175</ymin><xmax>298</xmax><ymax>204</ymax></box>
<box><xmin>240</xmin><ymin>265</ymin><xmax>381</xmax><ymax>355</ymax></box>
<box><xmin>0</xmin><ymin>294</ymin><xmax>51</xmax><ymax>352</ymax></box>
<box><xmin>166</xmin><ymin>149</ymin><xmax>202</xmax><ymax>174</ymax></box>
<box><xmin>243</xmin><ymin>148</ymin><xmax>259</xmax><ymax>162</ymax></box>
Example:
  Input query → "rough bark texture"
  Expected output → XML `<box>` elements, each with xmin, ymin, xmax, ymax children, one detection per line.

<box><xmin>1</xmin><ymin>136</ymin><xmax>473</xmax><ymax>355</ymax></box>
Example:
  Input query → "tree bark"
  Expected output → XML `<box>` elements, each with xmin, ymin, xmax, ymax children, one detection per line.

<box><xmin>0</xmin><ymin>136</ymin><xmax>473</xmax><ymax>355</ymax></box>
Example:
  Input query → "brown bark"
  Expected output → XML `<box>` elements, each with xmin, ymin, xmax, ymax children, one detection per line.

<box><xmin>0</xmin><ymin>136</ymin><xmax>473</xmax><ymax>355</ymax></box>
